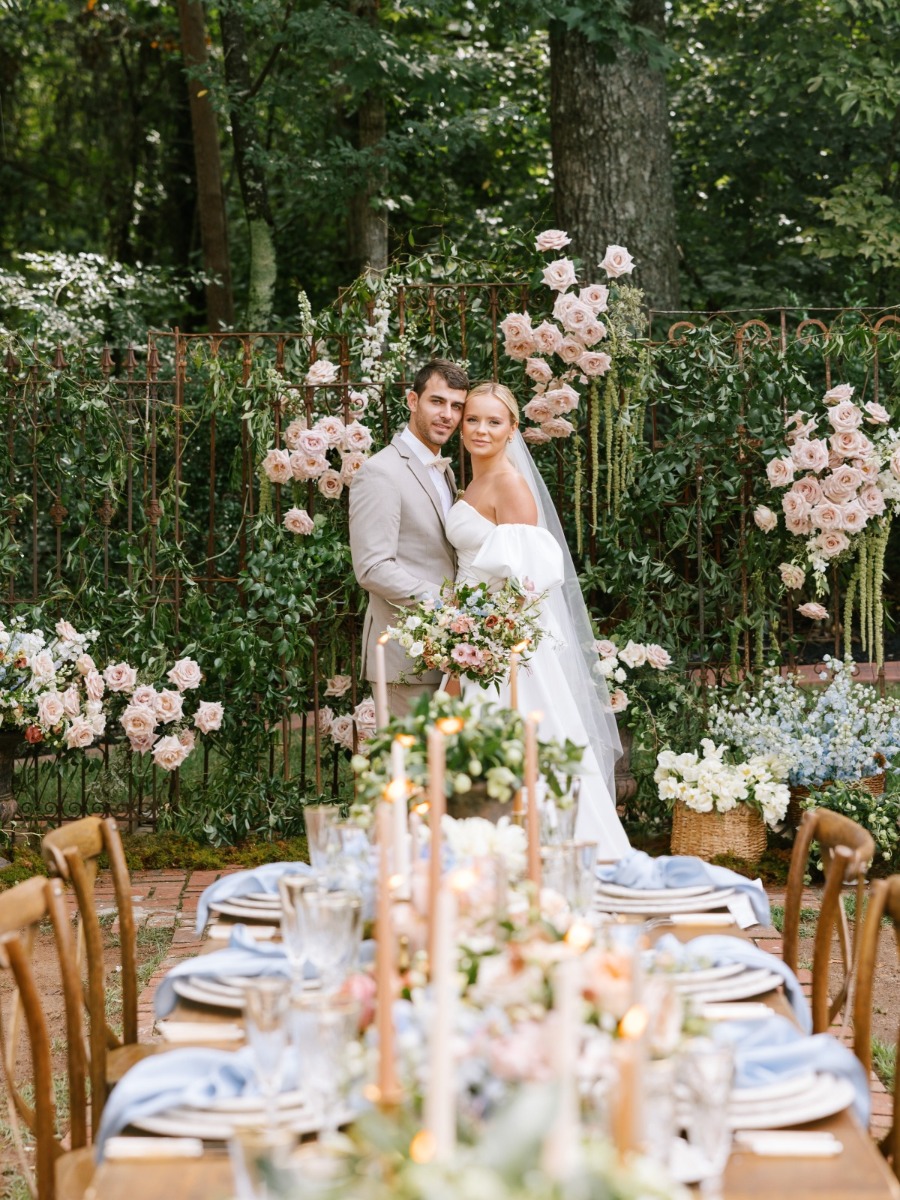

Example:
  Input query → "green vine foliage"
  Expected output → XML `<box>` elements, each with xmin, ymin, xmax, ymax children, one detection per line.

<box><xmin>2</xmin><ymin>285</ymin><xmax>899</xmax><ymax>841</ymax></box>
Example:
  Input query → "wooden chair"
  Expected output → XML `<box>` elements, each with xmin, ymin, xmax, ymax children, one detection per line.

<box><xmin>783</xmin><ymin>806</ymin><xmax>875</xmax><ymax>1034</ymax></box>
<box><xmin>42</xmin><ymin>816</ymin><xmax>158</xmax><ymax>1132</ymax></box>
<box><xmin>853</xmin><ymin>875</ymin><xmax>900</xmax><ymax>1173</ymax></box>
<box><xmin>0</xmin><ymin>875</ymin><xmax>94</xmax><ymax>1200</ymax></box>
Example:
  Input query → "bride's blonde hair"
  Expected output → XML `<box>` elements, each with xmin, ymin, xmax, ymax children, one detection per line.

<box><xmin>465</xmin><ymin>381</ymin><xmax>519</xmax><ymax>427</ymax></box>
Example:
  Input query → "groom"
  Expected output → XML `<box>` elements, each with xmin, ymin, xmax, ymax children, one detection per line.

<box><xmin>349</xmin><ymin>359</ymin><xmax>469</xmax><ymax>718</ymax></box>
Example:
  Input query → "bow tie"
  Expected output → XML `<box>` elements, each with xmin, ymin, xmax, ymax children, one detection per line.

<box><xmin>426</xmin><ymin>454</ymin><xmax>451</xmax><ymax>470</ymax></box>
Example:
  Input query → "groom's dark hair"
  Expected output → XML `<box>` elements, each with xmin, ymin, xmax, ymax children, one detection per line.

<box><xmin>412</xmin><ymin>359</ymin><xmax>469</xmax><ymax>396</ymax></box>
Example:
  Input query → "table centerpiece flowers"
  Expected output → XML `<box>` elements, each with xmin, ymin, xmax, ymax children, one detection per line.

<box><xmin>350</xmin><ymin>693</ymin><xmax>584</xmax><ymax>820</ymax></box>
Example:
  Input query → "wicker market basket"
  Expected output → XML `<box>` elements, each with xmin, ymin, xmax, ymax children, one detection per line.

<box><xmin>787</xmin><ymin>773</ymin><xmax>885</xmax><ymax>827</ymax></box>
<box><xmin>670</xmin><ymin>800</ymin><xmax>767</xmax><ymax>865</ymax></box>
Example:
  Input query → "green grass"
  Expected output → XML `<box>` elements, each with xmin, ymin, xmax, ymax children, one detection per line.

<box><xmin>769</xmin><ymin>903</ymin><xmax>819</xmax><ymax>936</ymax></box>
<box><xmin>105</xmin><ymin>922</ymin><xmax>174</xmax><ymax>1030</ymax></box>
<box><xmin>872</xmin><ymin>1036</ymin><xmax>896</xmax><ymax>1094</ymax></box>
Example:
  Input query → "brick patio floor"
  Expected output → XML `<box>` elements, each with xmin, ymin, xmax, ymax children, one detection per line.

<box><xmin>120</xmin><ymin>869</ymin><xmax>892</xmax><ymax>1141</ymax></box>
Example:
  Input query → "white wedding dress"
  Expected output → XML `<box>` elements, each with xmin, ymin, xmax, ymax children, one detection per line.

<box><xmin>444</xmin><ymin>499</ymin><xmax>630</xmax><ymax>859</ymax></box>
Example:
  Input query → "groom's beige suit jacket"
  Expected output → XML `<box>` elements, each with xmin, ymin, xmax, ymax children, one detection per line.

<box><xmin>349</xmin><ymin>431</ymin><xmax>457</xmax><ymax>683</ymax></box>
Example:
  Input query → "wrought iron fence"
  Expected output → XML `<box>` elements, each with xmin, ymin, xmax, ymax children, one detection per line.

<box><xmin>2</xmin><ymin>297</ymin><xmax>898</xmax><ymax>829</ymax></box>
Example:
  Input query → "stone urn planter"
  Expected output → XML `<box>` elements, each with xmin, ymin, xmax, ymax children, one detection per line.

<box><xmin>615</xmin><ymin>722</ymin><xmax>638</xmax><ymax>813</ymax></box>
<box><xmin>0</xmin><ymin>732</ymin><xmax>22</xmax><ymax>825</ymax></box>
<box><xmin>446</xmin><ymin>781</ymin><xmax>511</xmax><ymax>824</ymax></box>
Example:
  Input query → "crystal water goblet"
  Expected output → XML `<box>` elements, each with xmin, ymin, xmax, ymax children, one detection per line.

<box><xmin>291</xmin><ymin>993</ymin><xmax>361</xmax><ymax>1142</ymax></box>
<box><xmin>244</xmin><ymin>977</ymin><xmax>291</xmax><ymax>1129</ymax></box>
<box><xmin>677</xmin><ymin>1038</ymin><xmax>735</xmax><ymax>1198</ymax></box>
<box><xmin>299</xmin><ymin>888</ymin><xmax>363</xmax><ymax>993</ymax></box>
<box><xmin>278</xmin><ymin>874</ymin><xmax>314</xmax><ymax>994</ymax></box>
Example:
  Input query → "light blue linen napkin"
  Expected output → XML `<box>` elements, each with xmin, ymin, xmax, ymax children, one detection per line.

<box><xmin>155</xmin><ymin>925</ymin><xmax>298</xmax><ymax>1017</ymax></box>
<box><xmin>95</xmin><ymin>1047</ymin><xmax>259</xmax><ymax>1159</ymax></box>
<box><xmin>714</xmin><ymin>1013</ymin><xmax>870</xmax><ymax>1126</ymax></box>
<box><xmin>653</xmin><ymin>933</ymin><xmax>811</xmax><ymax>1033</ymax></box>
<box><xmin>194</xmin><ymin>862</ymin><xmax>313</xmax><ymax>934</ymax></box>
<box><xmin>597</xmin><ymin>848</ymin><xmax>770</xmax><ymax>926</ymax></box>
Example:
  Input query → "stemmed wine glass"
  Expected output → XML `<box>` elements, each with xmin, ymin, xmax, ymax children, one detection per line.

<box><xmin>279</xmin><ymin>874</ymin><xmax>314</xmax><ymax>995</ymax></box>
<box><xmin>291</xmin><ymin>993</ymin><xmax>360</xmax><ymax>1142</ymax></box>
<box><xmin>244</xmin><ymin>977</ymin><xmax>291</xmax><ymax>1129</ymax></box>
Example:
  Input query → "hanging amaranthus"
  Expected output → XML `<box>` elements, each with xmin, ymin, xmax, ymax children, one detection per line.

<box><xmin>590</xmin><ymin>379</ymin><xmax>601</xmax><ymax>531</ymax></box>
<box><xmin>603</xmin><ymin>368</ymin><xmax>616</xmax><ymax>512</ymax></box>
<box><xmin>843</xmin><ymin>564</ymin><xmax>859</xmax><ymax>661</ymax></box>
<box><xmin>573</xmin><ymin>436</ymin><xmax>584</xmax><ymax>555</ymax></box>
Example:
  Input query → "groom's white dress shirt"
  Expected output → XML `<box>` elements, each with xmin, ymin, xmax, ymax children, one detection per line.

<box><xmin>399</xmin><ymin>426</ymin><xmax>453</xmax><ymax>518</ymax></box>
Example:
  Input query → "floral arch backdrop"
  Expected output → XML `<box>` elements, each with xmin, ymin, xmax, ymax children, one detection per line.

<box><xmin>1</xmin><ymin>253</ymin><xmax>899</xmax><ymax>839</ymax></box>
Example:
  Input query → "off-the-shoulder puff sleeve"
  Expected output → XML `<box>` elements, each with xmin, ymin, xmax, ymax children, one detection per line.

<box><xmin>470</xmin><ymin>524</ymin><xmax>564</xmax><ymax>594</ymax></box>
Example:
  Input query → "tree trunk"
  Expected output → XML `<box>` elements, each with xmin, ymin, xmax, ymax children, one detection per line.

<box><xmin>549</xmin><ymin>0</ymin><xmax>680</xmax><ymax>311</ymax></box>
<box><xmin>220</xmin><ymin>4</ymin><xmax>277</xmax><ymax>328</ymax></box>
<box><xmin>176</xmin><ymin>0</ymin><xmax>235</xmax><ymax>330</ymax></box>
<box><xmin>348</xmin><ymin>91</ymin><xmax>388</xmax><ymax>273</ymax></box>
<box><xmin>346</xmin><ymin>0</ymin><xmax>388</xmax><ymax>274</ymax></box>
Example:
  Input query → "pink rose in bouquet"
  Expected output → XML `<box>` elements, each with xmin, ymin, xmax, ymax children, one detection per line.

<box><xmin>262</xmin><ymin>448</ymin><xmax>292</xmax><ymax>483</ymax></box>
<box><xmin>535</xmin><ymin>229</ymin><xmax>571</xmax><ymax>252</ymax></box>
<box><xmin>600</xmin><ymin>244</ymin><xmax>635</xmax><ymax>278</ymax></box>
<box><xmin>525</xmin><ymin>357</ymin><xmax>554</xmax><ymax>383</ymax></box>
<box><xmin>167</xmin><ymin>657</ymin><xmax>202</xmax><ymax>691</ymax></box>
<box><xmin>283</xmin><ymin>507</ymin><xmax>314</xmax><ymax>535</ymax></box>
<box><xmin>542</xmin><ymin>258</ymin><xmax>578</xmax><ymax>292</ymax></box>
<box><xmin>579</xmin><ymin>284</ymin><xmax>609</xmax><ymax>313</ymax></box>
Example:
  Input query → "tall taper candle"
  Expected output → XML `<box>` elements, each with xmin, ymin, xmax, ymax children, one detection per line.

<box><xmin>427</xmin><ymin>726</ymin><xmax>446</xmax><ymax>964</ymax></box>
<box><xmin>424</xmin><ymin>885</ymin><xmax>458</xmax><ymax>1162</ymax></box>
<box><xmin>390</xmin><ymin>738</ymin><xmax>411</xmax><ymax>897</ymax></box>
<box><xmin>375</xmin><ymin>801</ymin><xmax>401</xmax><ymax>1104</ymax></box>
<box><xmin>525</xmin><ymin>712</ymin><xmax>542</xmax><ymax>889</ymax></box>
<box><xmin>374</xmin><ymin>634</ymin><xmax>390</xmax><ymax>729</ymax></box>
<box><xmin>541</xmin><ymin>955</ymin><xmax>582</xmax><ymax>1179</ymax></box>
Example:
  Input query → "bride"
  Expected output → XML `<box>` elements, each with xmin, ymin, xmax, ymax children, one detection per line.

<box><xmin>444</xmin><ymin>381</ymin><xmax>630</xmax><ymax>859</ymax></box>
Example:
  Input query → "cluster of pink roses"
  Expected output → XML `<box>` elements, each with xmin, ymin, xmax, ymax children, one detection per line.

<box><xmin>499</xmin><ymin>230</ymin><xmax>635</xmax><ymax>443</ymax></box>
<box><xmin>311</xmin><ymin>675</ymin><xmax>378</xmax><ymax>752</ymax></box>
<box><xmin>593</xmin><ymin>636</ymin><xmax>672</xmax><ymax>714</ymax></box>
<box><xmin>755</xmin><ymin>383</ymin><xmax>900</xmax><ymax>620</ymax></box>
<box><xmin>3</xmin><ymin>615</ymin><xmax>223</xmax><ymax>771</ymax></box>
<box><xmin>261</xmin><ymin>368</ymin><xmax>375</xmax><ymax>519</ymax></box>
<box><xmin>109</xmin><ymin>656</ymin><xmax>224</xmax><ymax>770</ymax></box>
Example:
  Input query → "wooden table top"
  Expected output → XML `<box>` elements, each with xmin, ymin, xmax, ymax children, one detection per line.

<box><xmin>93</xmin><ymin>911</ymin><xmax>898</xmax><ymax>1200</ymax></box>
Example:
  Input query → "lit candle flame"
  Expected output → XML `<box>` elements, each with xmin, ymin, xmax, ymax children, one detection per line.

<box><xmin>385</xmin><ymin>778</ymin><xmax>407</xmax><ymax>803</ymax></box>
<box><xmin>511</xmin><ymin>639</ymin><xmax>529</xmax><ymax>654</ymax></box>
<box><xmin>435</xmin><ymin>716</ymin><xmax>464</xmax><ymax>735</ymax></box>
<box><xmin>527</xmin><ymin>710</ymin><xmax>544</xmax><ymax>723</ymax></box>
<box><xmin>409</xmin><ymin>1129</ymin><xmax>437</xmax><ymax>1164</ymax></box>
<box><xmin>413</xmin><ymin>801</ymin><xmax>430</xmax><ymax>815</ymax></box>
<box><xmin>378</xmin><ymin>633</ymin><xmax>390</xmax><ymax>645</ymax></box>
<box><xmin>397</xmin><ymin>734</ymin><xmax>416</xmax><ymax>748</ymax></box>
<box><xmin>448</xmin><ymin>867</ymin><xmax>477</xmax><ymax>893</ymax></box>
<box><xmin>618</xmin><ymin>1004</ymin><xmax>649</xmax><ymax>1041</ymax></box>
<box><xmin>564</xmin><ymin>920</ymin><xmax>594</xmax><ymax>952</ymax></box>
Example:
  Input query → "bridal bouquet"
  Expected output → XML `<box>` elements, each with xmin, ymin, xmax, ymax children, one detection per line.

<box><xmin>385</xmin><ymin>579</ymin><xmax>546</xmax><ymax>686</ymax></box>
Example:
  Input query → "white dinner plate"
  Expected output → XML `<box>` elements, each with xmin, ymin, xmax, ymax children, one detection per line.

<box><xmin>731</xmin><ymin>1071</ymin><xmax>818</xmax><ymax>1107</ymax></box>
<box><xmin>728</xmin><ymin>1073</ymin><xmax>855</xmax><ymax>1130</ymax></box>
<box><xmin>664</xmin><ymin>962</ymin><xmax>747</xmax><ymax>986</ymax></box>
<box><xmin>132</xmin><ymin>1101</ymin><xmax>356</xmax><ymax>1142</ymax></box>
<box><xmin>208</xmin><ymin>899</ymin><xmax>285</xmax><ymax>921</ymax></box>
<box><xmin>241</xmin><ymin>892</ymin><xmax>283</xmax><ymax>905</ymax></box>
<box><xmin>686</xmin><ymin>969</ymin><xmax>783</xmax><ymax>1004</ymax></box>
<box><xmin>204</xmin><ymin>1088</ymin><xmax>306</xmax><ymax>1114</ymax></box>
<box><xmin>593</xmin><ymin>888</ymin><xmax>736</xmax><ymax>915</ymax></box>
<box><xmin>597</xmin><ymin>883</ymin><xmax>714</xmax><ymax>902</ymax></box>
<box><xmin>171</xmin><ymin>977</ymin><xmax>245</xmax><ymax>1011</ymax></box>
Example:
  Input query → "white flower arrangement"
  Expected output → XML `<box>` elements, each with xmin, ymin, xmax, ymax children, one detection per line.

<box><xmin>655</xmin><ymin>738</ymin><xmax>790</xmax><ymax>827</ymax></box>
<box><xmin>707</xmin><ymin>656</ymin><xmax>900</xmax><ymax>786</ymax></box>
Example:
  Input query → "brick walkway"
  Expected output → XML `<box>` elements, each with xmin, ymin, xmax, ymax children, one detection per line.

<box><xmin>120</xmin><ymin>870</ymin><xmax>892</xmax><ymax>1140</ymax></box>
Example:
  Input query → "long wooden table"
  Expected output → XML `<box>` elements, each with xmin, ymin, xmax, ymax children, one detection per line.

<box><xmin>85</xmin><ymin>913</ymin><xmax>900</xmax><ymax>1200</ymax></box>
